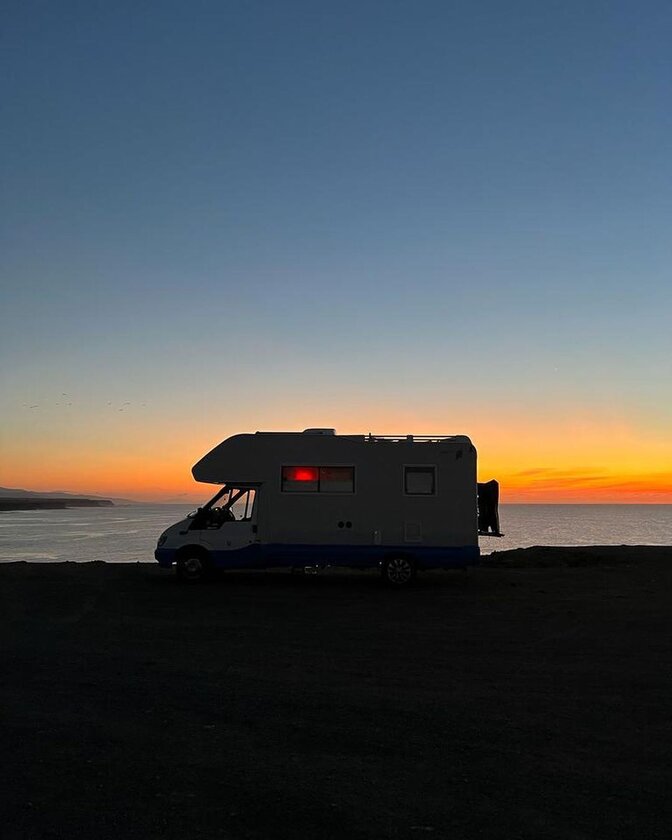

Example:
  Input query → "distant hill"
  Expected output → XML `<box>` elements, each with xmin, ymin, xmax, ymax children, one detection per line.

<box><xmin>0</xmin><ymin>487</ymin><xmax>141</xmax><ymax>506</ymax></box>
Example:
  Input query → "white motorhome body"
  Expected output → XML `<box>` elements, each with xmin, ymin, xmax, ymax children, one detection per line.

<box><xmin>155</xmin><ymin>429</ymin><xmax>488</xmax><ymax>581</ymax></box>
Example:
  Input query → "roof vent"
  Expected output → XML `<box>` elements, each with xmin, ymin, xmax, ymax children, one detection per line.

<box><xmin>302</xmin><ymin>428</ymin><xmax>336</xmax><ymax>435</ymax></box>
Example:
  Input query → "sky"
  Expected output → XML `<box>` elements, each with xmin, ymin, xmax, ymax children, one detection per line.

<box><xmin>1</xmin><ymin>0</ymin><xmax>671</xmax><ymax>503</ymax></box>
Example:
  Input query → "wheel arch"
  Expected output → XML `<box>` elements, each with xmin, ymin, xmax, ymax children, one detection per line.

<box><xmin>174</xmin><ymin>544</ymin><xmax>210</xmax><ymax>563</ymax></box>
<box><xmin>382</xmin><ymin>550</ymin><xmax>415</xmax><ymax>564</ymax></box>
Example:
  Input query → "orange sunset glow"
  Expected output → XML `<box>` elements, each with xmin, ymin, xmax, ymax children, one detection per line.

<box><xmin>2</xmin><ymin>402</ymin><xmax>671</xmax><ymax>503</ymax></box>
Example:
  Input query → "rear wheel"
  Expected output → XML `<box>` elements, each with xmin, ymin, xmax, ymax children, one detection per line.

<box><xmin>176</xmin><ymin>551</ymin><xmax>211</xmax><ymax>583</ymax></box>
<box><xmin>381</xmin><ymin>556</ymin><xmax>416</xmax><ymax>588</ymax></box>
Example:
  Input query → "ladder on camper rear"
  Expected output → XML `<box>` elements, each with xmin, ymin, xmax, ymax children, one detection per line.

<box><xmin>478</xmin><ymin>480</ymin><xmax>503</xmax><ymax>536</ymax></box>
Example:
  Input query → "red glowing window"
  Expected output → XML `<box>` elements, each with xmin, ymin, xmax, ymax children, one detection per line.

<box><xmin>281</xmin><ymin>465</ymin><xmax>319</xmax><ymax>491</ymax></box>
<box><xmin>285</xmin><ymin>466</ymin><xmax>319</xmax><ymax>482</ymax></box>
<box><xmin>281</xmin><ymin>465</ymin><xmax>355</xmax><ymax>493</ymax></box>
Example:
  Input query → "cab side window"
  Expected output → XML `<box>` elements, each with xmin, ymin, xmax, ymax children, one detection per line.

<box><xmin>230</xmin><ymin>488</ymin><xmax>256</xmax><ymax>521</ymax></box>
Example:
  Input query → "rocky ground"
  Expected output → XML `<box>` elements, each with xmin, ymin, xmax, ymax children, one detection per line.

<box><xmin>2</xmin><ymin>547</ymin><xmax>671</xmax><ymax>839</ymax></box>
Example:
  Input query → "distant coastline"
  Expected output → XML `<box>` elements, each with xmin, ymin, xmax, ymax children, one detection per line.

<box><xmin>0</xmin><ymin>486</ymin><xmax>136</xmax><ymax>507</ymax></box>
<box><xmin>0</xmin><ymin>498</ymin><xmax>114</xmax><ymax>511</ymax></box>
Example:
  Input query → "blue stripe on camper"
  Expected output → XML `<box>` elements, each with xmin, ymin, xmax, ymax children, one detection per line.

<box><xmin>156</xmin><ymin>544</ymin><xmax>479</xmax><ymax>570</ymax></box>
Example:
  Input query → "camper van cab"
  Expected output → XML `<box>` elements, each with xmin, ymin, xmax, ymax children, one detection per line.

<box><xmin>155</xmin><ymin>429</ymin><xmax>499</xmax><ymax>586</ymax></box>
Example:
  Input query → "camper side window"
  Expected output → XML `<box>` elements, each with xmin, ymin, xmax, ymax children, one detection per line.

<box><xmin>404</xmin><ymin>466</ymin><xmax>436</xmax><ymax>495</ymax></box>
<box><xmin>282</xmin><ymin>466</ymin><xmax>354</xmax><ymax>493</ymax></box>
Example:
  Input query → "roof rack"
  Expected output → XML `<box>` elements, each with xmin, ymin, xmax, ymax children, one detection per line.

<box><xmin>353</xmin><ymin>434</ymin><xmax>460</xmax><ymax>443</ymax></box>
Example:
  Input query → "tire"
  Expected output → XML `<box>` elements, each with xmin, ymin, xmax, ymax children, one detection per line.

<box><xmin>381</xmin><ymin>556</ymin><xmax>416</xmax><ymax>588</ymax></box>
<box><xmin>176</xmin><ymin>550</ymin><xmax>211</xmax><ymax>583</ymax></box>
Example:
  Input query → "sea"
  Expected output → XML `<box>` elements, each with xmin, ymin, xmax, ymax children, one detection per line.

<box><xmin>0</xmin><ymin>504</ymin><xmax>670</xmax><ymax>563</ymax></box>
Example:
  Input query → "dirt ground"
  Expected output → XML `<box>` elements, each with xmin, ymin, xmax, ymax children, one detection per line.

<box><xmin>2</xmin><ymin>547</ymin><xmax>671</xmax><ymax>840</ymax></box>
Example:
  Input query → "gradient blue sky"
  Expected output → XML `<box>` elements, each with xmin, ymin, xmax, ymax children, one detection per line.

<box><xmin>2</xmin><ymin>1</ymin><xmax>671</xmax><ymax>500</ymax></box>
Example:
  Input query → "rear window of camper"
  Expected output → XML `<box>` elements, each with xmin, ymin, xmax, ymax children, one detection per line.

<box><xmin>282</xmin><ymin>466</ymin><xmax>354</xmax><ymax>493</ymax></box>
<box><xmin>404</xmin><ymin>466</ymin><xmax>436</xmax><ymax>495</ymax></box>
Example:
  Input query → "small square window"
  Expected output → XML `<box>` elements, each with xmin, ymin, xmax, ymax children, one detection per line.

<box><xmin>405</xmin><ymin>466</ymin><xmax>436</xmax><ymax>495</ymax></box>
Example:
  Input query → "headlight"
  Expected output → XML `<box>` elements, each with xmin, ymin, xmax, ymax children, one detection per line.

<box><xmin>157</xmin><ymin>534</ymin><xmax>167</xmax><ymax>547</ymax></box>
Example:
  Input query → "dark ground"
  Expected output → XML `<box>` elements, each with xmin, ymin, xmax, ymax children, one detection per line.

<box><xmin>1</xmin><ymin>547</ymin><xmax>671</xmax><ymax>839</ymax></box>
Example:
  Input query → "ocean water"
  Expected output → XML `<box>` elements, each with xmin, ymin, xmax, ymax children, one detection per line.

<box><xmin>0</xmin><ymin>505</ymin><xmax>195</xmax><ymax>564</ymax></box>
<box><xmin>0</xmin><ymin>504</ymin><xmax>670</xmax><ymax>563</ymax></box>
<box><xmin>484</xmin><ymin>504</ymin><xmax>672</xmax><ymax>553</ymax></box>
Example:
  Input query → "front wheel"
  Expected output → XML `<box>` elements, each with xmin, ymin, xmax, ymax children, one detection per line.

<box><xmin>381</xmin><ymin>556</ymin><xmax>416</xmax><ymax>588</ymax></box>
<box><xmin>176</xmin><ymin>552</ymin><xmax>211</xmax><ymax>583</ymax></box>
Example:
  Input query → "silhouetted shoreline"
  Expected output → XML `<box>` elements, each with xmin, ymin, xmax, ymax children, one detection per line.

<box><xmin>0</xmin><ymin>497</ymin><xmax>114</xmax><ymax>511</ymax></box>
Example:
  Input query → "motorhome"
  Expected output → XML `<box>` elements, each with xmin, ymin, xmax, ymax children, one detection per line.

<box><xmin>155</xmin><ymin>428</ymin><xmax>500</xmax><ymax>586</ymax></box>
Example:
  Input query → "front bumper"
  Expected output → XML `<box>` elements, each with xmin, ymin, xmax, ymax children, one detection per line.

<box><xmin>154</xmin><ymin>547</ymin><xmax>177</xmax><ymax>567</ymax></box>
